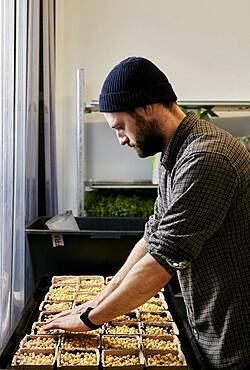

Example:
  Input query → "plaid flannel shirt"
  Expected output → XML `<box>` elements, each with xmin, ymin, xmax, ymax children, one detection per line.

<box><xmin>144</xmin><ymin>112</ymin><xmax>250</xmax><ymax>369</ymax></box>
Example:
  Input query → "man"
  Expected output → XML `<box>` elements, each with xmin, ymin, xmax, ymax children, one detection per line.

<box><xmin>44</xmin><ymin>57</ymin><xmax>250</xmax><ymax>369</ymax></box>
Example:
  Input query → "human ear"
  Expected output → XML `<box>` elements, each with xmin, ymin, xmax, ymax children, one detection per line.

<box><xmin>135</xmin><ymin>105</ymin><xmax>153</xmax><ymax>117</ymax></box>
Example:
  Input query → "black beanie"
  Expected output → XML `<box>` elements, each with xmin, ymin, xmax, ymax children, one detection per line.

<box><xmin>99</xmin><ymin>56</ymin><xmax>177</xmax><ymax>112</ymax></box>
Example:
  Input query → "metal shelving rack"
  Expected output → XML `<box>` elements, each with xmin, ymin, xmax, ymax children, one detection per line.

<box><xmin>76</xmin><ymin>69</ymin><xmax>250</xmax><ymax>215</ymax></box>
<box><xmin>85</xmin><ymin>99</ymin><xmax>250</xmax><ymax>112</ymax></box>
<box><xmin>86</xmin><ymin>181</ymin><xmax>159</xmax><ymax>190</ymax></box>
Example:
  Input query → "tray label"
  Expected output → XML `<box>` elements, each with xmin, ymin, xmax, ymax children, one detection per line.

<box><xmin>52</xmin><ymin>233</ymin><xmax>64</xmax><ymax>247</ymax></box>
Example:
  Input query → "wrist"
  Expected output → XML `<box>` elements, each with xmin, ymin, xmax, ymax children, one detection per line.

<box><xmin>80</xmin><ymin>307</ymin><xmax>102</xmax><ymax>329</ymax></box>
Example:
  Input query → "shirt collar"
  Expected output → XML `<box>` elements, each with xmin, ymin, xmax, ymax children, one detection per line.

<box><xmin>161</xmin><ymin>111</ymin><xmax>198</xmax><ymax>171</ymax></box>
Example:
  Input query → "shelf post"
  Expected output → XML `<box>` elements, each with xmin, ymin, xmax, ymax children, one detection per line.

<box><xmin>76</xmin><ymin>68</ymin><xmax>85</xmax><ymax>216</ymax></box>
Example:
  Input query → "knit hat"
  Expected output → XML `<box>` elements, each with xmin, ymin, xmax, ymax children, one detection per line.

<box><xmin>99</xmin><ymin>56</ymin><xmax>177</xmax><ymax>112</ymax></box>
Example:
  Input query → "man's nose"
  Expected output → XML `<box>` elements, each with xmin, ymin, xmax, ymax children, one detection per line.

<box><xmin>117</xmin><ymin>132</ymin><xmax>129</xmax><ymax>146</ymax></box>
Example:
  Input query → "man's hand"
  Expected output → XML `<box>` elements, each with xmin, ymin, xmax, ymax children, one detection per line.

<box><xmin>42</xmin><ymin>312</ymin><xmax>89</xmax><ymax>332</ymax></box>
<box><xmin>42</xmin><ymin>300</ymin><xmax>97</xmax><ymax>332</ymax></box>
<box><xmin>44</xmin><ymin>300</ymin><xmax>96</xmax><ymax>324</ymax></box>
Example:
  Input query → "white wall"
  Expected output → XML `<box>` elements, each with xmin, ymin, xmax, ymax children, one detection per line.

<box><xmin>55</xmin><ymin>0</ymin><xmax>250</xmax><ymax>214</ymax></box>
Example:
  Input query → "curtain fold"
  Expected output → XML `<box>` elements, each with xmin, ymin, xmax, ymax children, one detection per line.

<box><xmin>0</xmin><ymin>0</ymin><xmax>31</xmax><ymax>347</ymax></box>
<box><xmin>24</xmin><ymin>0</ymin><xmax>40</xmax><ymax>302</ymax></box>
<box><xmin>11</xmin><ymin>0</ymin><xmax>27</xmax><ymax>330</ymax></box>
<box><xmin>0</xmin><ymin>0</ymin><xmax>57</xmax><ymax>350</ymax></box>
<box><xmin>43</xmin><ymin>0</ymin><xmax>58</xmax><ymax>216</ymax></box>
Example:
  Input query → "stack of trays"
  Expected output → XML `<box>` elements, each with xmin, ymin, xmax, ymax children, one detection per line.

<box><xmin>11</xmin><ymin>275</ymin><xmax>187</xmax><ymax>369</ymax></box>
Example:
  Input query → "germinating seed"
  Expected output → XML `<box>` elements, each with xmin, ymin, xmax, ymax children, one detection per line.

<box><xmin>60</xmin><ymin>351</ymin><xmax>97</xmax><ymax>366</ymax></box>
<box><xmin>78</xmin><ymin>286</ymin><xmax>102</xmax><ymax>293</ymax></box>
<box><xmin>103</xmin><ymin>336</ymin><xmax>138</xmax><ymax>349</ymax></box>
<box><xmin>22</xmin><ymin>336</ymin><xmax>57</xmax><ymax>349</ymax></box>
<box><xmin>63</xmin><ymin>336</ymin><xmax>98</xmax><ymax>349</ymax></box>
<box><xmin>147</xmin><ymin>353</ymin><xmax>183</xmax><ymax>366</ymax></box>
<box><xmin>54</xmin><ymin>277</ymin><xmax>78</xmax><ymax>284</ymax></box>
<box><xmin>140</xmin><ymin>312</ymin><xmax>170</xmax><ymax>323</ymax></box>
<box><xmin>112</xmin><ymin>314</ymin><xmax>137</xmax><ymax>323</ymax></box>
<box><xmin>33</xmin><ymin>324</ymin><xmax>65</xmax><ymax>335</ymax></box>
<box><xmin>106</xmin><ymin>324</ymin><xmax>138</xmax><ymax>335</ymax></box>
<box><xmin>143</xmin><ymin>337</ymin><xmax>178</xmax><ymax>350</ymax></box>
<box><xmin>46</xmin><ymin>286</ymin><xmax>75</xmax><ymax>301</ymax></box>
<box><xmin>75</xmin><ymin>293</ymin><xmax>95</xmax><ymax>302</ymax></box>
<box><xmin>144</xmin><ymin>325</ymin><xmax>174</xmax><ymax>335</ymax></box>
<box><xmin>44</xmin><ymin>301</ymin><xmax>72</xmax><ymax>311</ymax></box>
<box><xmin>105</xmin><ymin>354</ymin><xmax>140</xmax><ymax>366</ymax></box>
<box><xmin>80</xmin><ymin>278</ymin><xmax>103</xmax><ymax>286</ymax></box>
<box><xmin>15</xmin><ymin>352</ymin><xmax>54</xmax><ymax>366</ymax></box>
<box><xmin>138</xmin><ymin>302</ymin><xmax>165</xmax><ymax>311</ymax></box>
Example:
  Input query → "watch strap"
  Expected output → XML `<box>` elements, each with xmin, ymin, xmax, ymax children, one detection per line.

<box><xmin>80</xmin><ymin>307</ymin><xmax>101</xmax><ymax>329</ymax></box>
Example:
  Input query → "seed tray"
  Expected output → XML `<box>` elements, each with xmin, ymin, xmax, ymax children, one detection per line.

<box><xmin>143</xmin><ymin>349</ymin><xmax>187</xmax><ymax>369</ymax></box>
<box><xmin>51</xmin><ymin>276</ymin><xmax>79</xmax><ymax>285</ymax></box>
<box><xmin>137</xmin><ymin>302</ymin><xmax>167</xmax><ymax>312</ymax></box>
<box><xmin>141</xmin><ymin>335</ymin><xmax>180</xmax><ymax>355</ymax></box>
<box><xmin>11</xmin><ymin>348</ymin><xmax>57</xmax><ymax>369</ymax></box>
<box><xmin>73</xmin><ymin>292</ymin><xmax>96</xmax><ymax>304</ymax></box>
<box><xmin>102</xmin><ymin>349</ymin><xmax>144</xmax><ymax>370</ymax></box>
<box><xmin>78</xmin><ymin>276</ymin><xmax>105</xmax><ymax>286</ymax></box>
<box><xmin>44</xmin><ymin>293</ymin><xmax>75</xmax><ymax>302</ymax></box>
<box><xmin>104</xmin><ymin>323</ymin><xmax>142</xmax><ymax>336</ymax></box>
<box><xmin>61</xmin><ymin>334</ymin><xmax>100</xmax><ymax>350</ymax></box>
<box><xmin>39</xmin><ymin>300</ymin><xmax>73</xmax><ymax>312</ymax></box>
<box><xmin>38</xmin><ymin>311</ymin><xmax>61</xmax><ymax>323</ymax></box>
<box><xmin>60</xmin><ymin>328</ymin><xmax>104</xmax><ymax>336</ymax></box>
<box><xmin>141</xmin><ymin>322</ymin><xmax>179</xmax><ymax>337</ymax></box>
<box><xmin>31</xmin><ymin>322</ymin><xmax>65</xmax><ymax>335</ymax></box>
<box><xmin>77</xmin><ymin>285</ymin><xmax>103</xmax><ymax>294</ymax></box>
<box><xmin>139</xmin><ymin>311</ymin><xmax>173</xmax><ymax>324</ymax></box>
<box><xmin>44</xmin><ymin>289</ymin><xmax>75</xmax><ymax>302</ymax></box>
<box><xmin>57</xmin><ymin>348</ymin><xmax>99</xmax><ymax>370</ymax></box>
<box><xmin>111</xmin><ymin>311</ymin><xmax>139</xmax><ymax>324</ymax></box>
<box><xmin>19</xmin><ymin>335</ymin><xmax>60</xmax><ymax>350</ymax></box>
<box><xmin>80</xmin><ymin>327</ymin><xmax>104</xmax><ymax>335</ymax></box>
<box><xmin>48</xmin><ymin>285</ymin><xmax>77</xmax><ymax>293</ymax></box>
<box><xmin>101</xmin><ymin>335</ymin><xmax>141</xmax><ymax>351</ymax></box>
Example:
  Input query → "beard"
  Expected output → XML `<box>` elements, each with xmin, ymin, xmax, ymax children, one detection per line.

<box><xmin>131</xmin><ymin>113</ymin><xmax>166</xmax><ymax>158</ymax></box>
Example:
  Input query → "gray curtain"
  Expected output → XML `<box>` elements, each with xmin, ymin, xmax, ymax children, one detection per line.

<box><xmin>0</xmin><ymin>0</ymin><xmax>57</xmax><ymax>350</ymax></box>
<box><xmin>24</xmin><ymin>0</ymin><xmax>40</xmax><ymax>302</ymax></box>
<box><xmin>43</xmin><ymin>0</ymin><xmax>58</xmax><ymax>216</ymax></box>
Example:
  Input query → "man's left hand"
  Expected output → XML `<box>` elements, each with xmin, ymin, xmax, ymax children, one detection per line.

<box><xmin>42</xmin><ymin>312</ymin><xmax>89</xmax><ymax>332</ymax></box>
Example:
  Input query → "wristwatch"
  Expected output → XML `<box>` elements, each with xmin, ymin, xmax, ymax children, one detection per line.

<box><xmin>80</xmin><ymin>307</ymin><xmax>102</xmax><ymax>329</ymax></box>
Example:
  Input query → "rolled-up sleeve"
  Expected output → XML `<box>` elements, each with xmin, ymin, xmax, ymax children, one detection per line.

<box><xmin>147</xmin><ymin>152</ymin><xmax>238</xmax><ymax>275</ymax></box>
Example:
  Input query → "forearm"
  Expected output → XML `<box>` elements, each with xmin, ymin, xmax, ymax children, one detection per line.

<box><xmin>93</xmin><ymin>237</ymin><xmax>148</xmax><ymax>306</ymax></box>
<box><xmin>89</xmin><ymin>253</ymin><xmax>172</xmax><ymax>325</ymax></box>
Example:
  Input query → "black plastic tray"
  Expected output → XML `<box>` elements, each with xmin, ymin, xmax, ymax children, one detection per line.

<box><xmin>25</xmin><ymin>217</ymin><xmax>147</xmax><ymax>284</ymax></box>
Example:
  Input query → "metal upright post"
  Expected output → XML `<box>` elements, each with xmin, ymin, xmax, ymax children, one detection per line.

<box><xmin>76</xmin><ymin>68</ymin><xmax>85</xmax><ymax>216</ymax></box>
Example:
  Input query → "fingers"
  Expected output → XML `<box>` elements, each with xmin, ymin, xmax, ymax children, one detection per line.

<box><xmin>44</xmin><ymin>309</ymin><xmax>72</xmax><ymax>324</ymax></box>
<box><xmin>41</xmin><ymin>301</ymin><xmax>98</xmax><ymax>332</ymax></box>
<box><xmin>42</xmin><ymin>313</ymin><xmax>89</xmax><ymax>333</ymax></box>
<box><xmin>43</xmin><ymin>317</ymin><xmax>62</xmax><ymax>330</ymax></box>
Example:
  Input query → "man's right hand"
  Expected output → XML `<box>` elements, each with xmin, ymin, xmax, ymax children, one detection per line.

<box><xmin>43</xmin><ymin>299</ymin><xmax>97</xmax><ymax>325</ymax></box>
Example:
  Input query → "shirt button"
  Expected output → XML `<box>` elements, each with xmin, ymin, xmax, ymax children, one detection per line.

<box><xmin>193</xmin><ymin>328</ymin><xmax>198</xmax><ymax>337</ymax></box>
